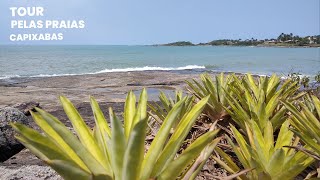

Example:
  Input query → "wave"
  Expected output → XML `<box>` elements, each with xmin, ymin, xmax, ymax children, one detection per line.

<box><xmin>95</xmin><ymin>65</ymin><xmax>205</xmax><ymax>73</ymax></box>
<box><xmin>0</xmin><ymin>65</ymin><xmax>206</xmax><ymax>79</ymax></box>
<box><xmin>30</xmin><ymin>73</ymin><xmax>78</xmax><ymax>78</ymax></box>
<box><xmin>0</xmin><ymin>75</ymin><xmax>21</xmax><ymax>79</ymax></box>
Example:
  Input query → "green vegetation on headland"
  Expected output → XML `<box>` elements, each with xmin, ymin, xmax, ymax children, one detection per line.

<box><xmin>161</xmin><ymin>41</ymin><xmax>195</xmax><ymax>46</ymax></box>
<box><xmin>159</xmin><ymin>33</ymin><xmax>320</xmax><ymax>47</ymax></box>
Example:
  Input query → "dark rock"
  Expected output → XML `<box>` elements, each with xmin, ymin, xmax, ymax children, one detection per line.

<box><xmin>0</xmin><ymin>107</ymin><xmax>30</xmax><ymax>162</ymax></box>
<box><xmin>151</xmin><ymin>81</ymin><xmax>180</xmax><ymax>86</ymax></box>
<box><xmin>127</xmin><ymin>83</ymin><xmax>143</xmax><ymax>86</ymax></box>
<box><xmin>12</xmin><ymin>102</ymin><xmax>40</xmax><ymax>116</ymax></box>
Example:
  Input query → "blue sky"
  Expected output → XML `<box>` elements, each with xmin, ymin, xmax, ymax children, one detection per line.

<box><xmin>0</xmin><ymin>0</ymin><xmax>319</xmax><ymax>45</ymax></box>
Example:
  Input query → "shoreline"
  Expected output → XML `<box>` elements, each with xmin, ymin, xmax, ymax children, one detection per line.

<box><xmin>2</xmin><ymin>68</ymin><xmax>316</xmax><ymax>82</ymax></box>
<box><xmin>1</xmin><ymin>69</ymin><xmax>317</xmax><ymax>87</ymax></box>
<box><xmin>0</xmin><ymin>70</ymin><xmax>210</xmax><ymax>109</ymax></box>
<box><xmin>2</xmin><ymin>68</ymin><xmax>318</xmax><ymax>114</ymax></box>
<box><xmin>1</xmin><ymin>70</ymin><xmax>264</xmax><ymax>122</ymax></box>
<box><xmin>1</xmin><ymin>69</ymin><xmax>318</xmax><ymax>123</ymax></box>
<box><xmin>157</xmin><ymin>44</ymin><xmax>320</xmax><ymax>48</ymax></box>
<box><xmin>2</xmin><ymin>44</ymin><xmax>320</xmax><ymax>48</ymax></box>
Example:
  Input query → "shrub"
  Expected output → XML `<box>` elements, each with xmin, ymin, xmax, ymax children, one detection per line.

<box><xmin>186</xmin><ymin>73</ymin><xmax>232</xmax><ymax>121</ymax></box>
<box><xmin>283</xmin><ymin>95</ymin><xmax>320</xmax><ymax>158</ymax></box>
<box><xmin>11</xmin><ymin>89</ymin><xmax>220</xmax><ymax>180</ymax></box>
<box><xmin>215</xmin><ymin>120</ymin><xmax>314</xmax><ymax>179</ymax></box>
<box><xmin>148</xmin><ymin>90</ymin><xmax>195</xmax><ymax>129</ymax></box>
<box><xmin>225</xmin><ymin>73</ymin><xmax>304</xmax><ymax>131</ymax></box>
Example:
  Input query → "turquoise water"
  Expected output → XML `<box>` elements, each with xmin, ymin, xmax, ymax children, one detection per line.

<box><xmin>0</xmin><ymin>45</ymin><xmax>319</xmax><ymax>79</ymax></box>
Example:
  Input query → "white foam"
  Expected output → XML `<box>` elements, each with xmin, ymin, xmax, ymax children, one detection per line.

<box><xmin>30</xmin><ymin>73</ymin><xmax>78</xmax><ymax>78</ymax></box>
<box><xmin>95</xmin><ymin>65</ymin><xmax>205</xmax><ymax>73</ymax></box>
<box><xmin>0</xmin><ymin>75</ymin><xmax>21</xmax><ymax>79</ymax></box>
<box><xmin>0</xmin><ymin>65</ymin><xmax>205</xmax><ymax>79</ymax></box>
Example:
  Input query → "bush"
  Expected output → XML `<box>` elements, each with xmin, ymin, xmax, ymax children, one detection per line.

<box><xmin>12</xmin><ymin>89</ymin><xmax>220</xmax><ymax>180</ymax></box>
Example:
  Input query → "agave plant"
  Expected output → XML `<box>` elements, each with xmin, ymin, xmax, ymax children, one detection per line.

<box><xmin>186</xmin><ymin>73</ymin><xmax>232</xmax><ymax>121</ymax></box>
<box><xmin>302</xmin><ymin>94</ymin><xmax>320</xmax><ymax>117</ymax></box>
<box><xmin>11</xmin><ymin>89</ymin><xmax>220</xmax><ymax>180</ymax></box>
<box><xmin>215</xmin><ymin>120</ymin><xmax>314</xmax><ymax>179</ymax></box>
<box><xmin>283</xmin><ymin>95</ymin><xmax>320</xmax><ymax>178</ymax></box>
<box><xmin>283</xmin><ymin>95</ymin><xmax>320</xmax><ymax>159</ymax></box>
<box><xmin>225</xmin><ymin>73</ymin><xmax>305</xmax><ymax>131</ymax></box>
<box><xmin>148</xmin><ymin>90</ymin><xmax>195</xmax><ymax>125</ymax></box>
<box><xmin>315</xmin><ymin>72</ymin><xmax>320</xmax><ymax>84</ymax></box>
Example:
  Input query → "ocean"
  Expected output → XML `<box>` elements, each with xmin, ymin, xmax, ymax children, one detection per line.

<box><xmin>0</xmin><ymin>45</ymin><xmax>319</xmax><ymax>79</ymax></box>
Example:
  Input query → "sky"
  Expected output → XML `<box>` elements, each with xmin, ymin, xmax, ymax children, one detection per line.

<box><xmin>0</xmin><ymin>0</ymin><xmax>319</xmax><ymax>45</ymax></box>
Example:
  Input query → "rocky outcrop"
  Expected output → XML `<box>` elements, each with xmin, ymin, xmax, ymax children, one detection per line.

<box><xmin>12</xmin><ymin>101</ymin><xmax>40</xmax><ymax>116</ymax></box>
<box><xmin>0</xmin><ymin>107</ymin><xmax>31</xmax><ymax>162</ymax></box>
<box><xmin>0</xmin><ymin>165</ymin><xmax>62</xmax><ymax>180</ymax></box>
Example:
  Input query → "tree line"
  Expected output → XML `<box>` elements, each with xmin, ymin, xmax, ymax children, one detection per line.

<box><xmin>161</xmin><ymin>33</ymin><xmax>320</xmax><ymax>47</ymax></box>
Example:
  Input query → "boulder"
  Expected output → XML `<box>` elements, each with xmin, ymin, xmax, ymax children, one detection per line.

<box><xmin>0</xmin><ymin>107</ymin><xmax>30</xmax><ymax>162</ymax></box>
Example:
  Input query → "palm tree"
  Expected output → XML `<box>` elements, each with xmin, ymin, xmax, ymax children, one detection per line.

<box><xmin>278</xmin><ymin>33</ymin><xmax>285</xmax><ymax>42</ymax></box>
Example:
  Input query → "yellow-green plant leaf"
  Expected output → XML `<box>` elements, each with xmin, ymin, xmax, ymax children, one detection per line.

<box><xmin>266</xmin><ymin>149</ymin><xmax>285</xmax><ymax>177</ymax></box>
<box><xmin>124</xmin><ymin>90</ymin><xmax>136</xmax><ymax>139</ymax></box>
<box><xmin>158</xmin><ymin>129</ymin><xmax>220</xmax><ymax>180</ymax></box>
<box><xmin>35</xmin><ymin>108</ymin><xmax>111</xmax><ymax>177</ymax></box>
<box><xmin>90</xmin><ymin>97</ymin><xmax>112</xmax><ymax>168</ymax></box>
<box><xmin>122</xmin><ymin>120</ymin><xmax>147</xmax><ymax>180</ymax></box>
<box><xmin>187</xmin><ymin>137</ymin><xmax>221</xmax><ymax>180</ymax></box>
<box><xmin>60</xmin><ymin>96</ymin><xmax>108</xmax><ymax>170</ymax></box>
<box><xmin>265</xmin><ymin>92</ymin><xmax>281</xmax><ymax>118</ymax></box>
<box><xmin>47</xmin><ymin>160</ymin><xmax>93</xmax><ymax>180</ymax></box>
<box><xmin>92</xmin><ymin>126</ymin><xmax>110</xmax><ymax>162</ymax></box>
<box><xmin>275</xmin><ymin>163</ymin><xmax>313</xmax><ymax>180</ymax></box>
<box><xmin>230</xmin><ymin>124</ymin><xmax>251</xmax><ymax>162</ymax></box>
<box><xmin>186</xmin><ymin>80</ymin><xmax>204</xmax><ymax>98</ymax></box>
<box><xmin>30</xmin><ymin>110</ymin><xmax>89</xmax><ymax>171</ymax></box>
<box><xmin>12</xmin><ymin>123</ymin><xmax>71</xmax><ymax>162</ymax></box>
<box><xmin>311</xmin><ymin>95</ymin><xmax>320</xmax><ymax>117</ymax></box>
<box><xmin>264</xmin><ymin>121</ymin><xmax>274</xmax><ymax>155</ymax></box>
<box><xmin>140</xmin><ymin>99</ymin><xmax>185</xmax><ymax>180</ymax></box>
<box><xmin>245</xmin><ymin>73</ymin><xmax>259</xmax><ymax>98</ymax></box>
<box><xmin>14</xmin><ymin>135</ymin><xmax>54</xmax><ymax>162</ymax></box>
<box><xmin>274</xmin><ymin>120</ymin><xmax>293</xmax><ymax>152</ymax></box>
<box><xmin>90</xmin><ymin>96</ymin><xmax>111</xmax><ymax>137</ymax></box>
<box><xmin>299</xmin><ymin>104</ymin><xmax>320</xmax><ymax>141</ymax></box>
<box><xmin>215</xmin><ymin>147</ymin><xmax>241</xmax><ymax>173</ymax></box>
<box><xmin>159</xmin><ymin>91</ymin><xmax>171</xmax><ymax>111</ymax></box>
<box><xmin>110</xmin><ymin>107</ymin><xmax>126</xmax><ymax>180</ymax></box>
<box><xmin>290</xmin><ymin>129</ymin><xmax>320</xmax><ymax>155</ymax></box>
<box><xmin>226</xmin><ymin>135</ymin><xmax>251</xmax><ymax>169</ymax></box>
<box><xmin>131</xmin><ymin>88</ymin><xmax>147</xmax><ymax>132</ymax></box>
<box><xmin>269</xmin><ymin>107</ymin><xmax>287</xmax><ymax>130</ymax></box>
<box><xmin>250</xmin><ymin>121</ymin><xmax>268</xmax><ymax>166</ymax></box>
<box><xmin>151</xmin><ymin>96</ymin><xmax>209</xmax><ymax>176</ymax></box>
